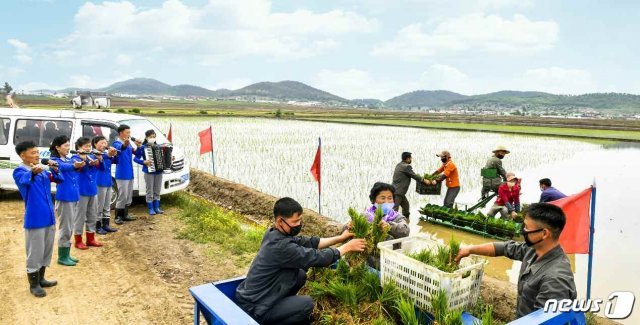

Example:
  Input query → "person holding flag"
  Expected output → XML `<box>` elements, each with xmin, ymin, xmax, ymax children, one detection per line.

<box><xmin>455</xmin><ymin>203</ymin><xmax>577</xmax><ymax>317</ymax></box>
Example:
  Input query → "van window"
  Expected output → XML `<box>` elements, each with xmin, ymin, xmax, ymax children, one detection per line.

<box><xmin>0</xmin><ymin>118</ymin><xmax>8</xmax><ymax>145</ymax></box>
<box><xmin>82</xmin><ymin>123</ymin><xmax>118</xmax><ymax>144</ymax></box>
<box><xmin>14</xmin><ymin>119</ymin><xmax>73</xmax><ymax>147</ymax></box>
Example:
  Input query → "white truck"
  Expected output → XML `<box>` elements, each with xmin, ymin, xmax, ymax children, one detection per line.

<box><xmin>71</xmin><ymin>91</ymin><xmax>111</xmax><ymax>109</ymax></box>
<box><xmin>0</xmin><ymin>108</ymin><xmax>189</xmax><ymax>205</ymax></box>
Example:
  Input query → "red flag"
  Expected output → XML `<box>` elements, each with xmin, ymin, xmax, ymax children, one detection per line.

<box><xmin>198</xmin><ymin>126</ymin><xmax>213</xmax><ymax>155</ymax></box>
<box><xmin>550</xmin><ymin>188</ymin><xmax>592</xmax><ymax>254</ymax></box>
<box><xmin>310</xmin><ymin>142</ymin><xmax>321</xmax><ymax>192</ymax></box>
<box><xmin>167</xmin><ymin>123</ymin><xmax>173</xmax><ymax>143</ymax></box>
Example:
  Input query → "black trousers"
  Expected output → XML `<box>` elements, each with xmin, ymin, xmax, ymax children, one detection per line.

<box><xmin>393</xmin><ymin>194</ymin><xmax>411</xmax><ymax>218</ymax></box>
<box><xmin>259</xmin><ymin>270</ymin><xmax>313</xmax><ymax>325</ymax></box>
<box><xmin>443</xmin><ymin>187</ymin><xmax>461</xmax><ymax>208</ymax></box>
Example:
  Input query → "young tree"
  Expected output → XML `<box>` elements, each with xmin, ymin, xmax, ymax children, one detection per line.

<box><xmin>3</xmin><ymin>82</ymin><xmax>12</xmax><ymax>94</ymax></box>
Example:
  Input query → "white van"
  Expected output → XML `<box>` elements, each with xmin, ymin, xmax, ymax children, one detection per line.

<box><xmin>0</xmin><ymin>108</ymin><xmax>190</xmax><ymax>204</ymax></box>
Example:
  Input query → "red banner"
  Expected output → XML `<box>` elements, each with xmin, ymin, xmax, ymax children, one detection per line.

<box><xmin>550</xmin><ymin>187</ymin><xmax>592</xmax><ymax>254</ymax></box>
<box><xmin>198</xmin><ymin>126</ymin><xmax>213</xmax><ymax>155</ymax></box>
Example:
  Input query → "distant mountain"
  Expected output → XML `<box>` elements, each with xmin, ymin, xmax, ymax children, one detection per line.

<box><xmin>102</xmin><ymin>78</ymin><xmax>171</xmax><ymax>94</ymax></box>
<box><xmin>167</xmin><ymin>84</ymin><xmax>216</xmax><ymax>97</ymax></box>
<box><xmin>444</xmin><ymin>91</ymin><xmax>640</xmax><ymax>111</ymax></box>
<box><xmin>230</xmin><ymin>81</ymin><xmax>348</xmax><ymax>103</ymax></box>
<box><xmin>36</xmin><ymin>77</ymin><xmax>640</xmax><ymax>112</ymax></box>
<box><xmin>385</xmin><ymin>90</ymin><xmax>467</xmax><ymax>108</ymax></box>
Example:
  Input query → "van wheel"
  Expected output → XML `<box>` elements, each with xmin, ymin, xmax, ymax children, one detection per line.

<box><xmin>110</xmin><ymin>180</ymin><xmax>119</xmax><ymax>210</ymax></box>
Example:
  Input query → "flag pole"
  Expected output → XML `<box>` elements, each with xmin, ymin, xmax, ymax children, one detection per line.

<box><xmin>209</xmin><ymin>122</ymin><xmax>216</xmax><ymax>176</ymax></box>
<box><xmin>318</xmin><ymin>137</ymin><xmax>322</xmax><ymax>216</ymax></box>
<box><xmin>586</xmin><ymin>183</ymin><xmax>596</xmax><ymax>299</ymax></box>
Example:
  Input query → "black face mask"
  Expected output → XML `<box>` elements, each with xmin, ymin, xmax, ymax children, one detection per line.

<box><xmin>521</xmin><ymin>228</ymin><xmax>544</xmax><ymax>246</ymax></box>
<box><xmin>496</xmin><ymin>154</ymin><xmax>505</xmax><ymax>159</ymax></box>
<box><xmin>440</xmin><ymin>157</ymin><xmax>448</xmax><ymax>163</ymax></box>
<box><xmin>281</xmin><ymin>218</ymin><xmax>303</xmax><ymax>236</ymax></box>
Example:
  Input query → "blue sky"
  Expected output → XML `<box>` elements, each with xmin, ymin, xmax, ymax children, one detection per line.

<box><xmin>1</xmin><ymin>0</ymin><xmax>639</xmax><ymax>100</ymax></box>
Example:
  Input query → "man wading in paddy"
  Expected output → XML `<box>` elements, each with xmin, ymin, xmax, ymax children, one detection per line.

<box><xmin>392</xmin><ymin>152</ymin><xmax>431</xmax><ymax>221</ymax></box>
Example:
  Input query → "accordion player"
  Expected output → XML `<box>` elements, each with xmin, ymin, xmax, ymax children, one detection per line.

<box><xmin>143</xmin><ymin>144</ymin><xmax>173</xmax><ymax>172</ymax></box>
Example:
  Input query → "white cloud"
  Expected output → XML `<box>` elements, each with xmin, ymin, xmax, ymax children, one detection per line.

<box><xmin>372</xmin><ymin>13</ymin><xmax>558</xmax><ymax>60</ymax></box>
<box><xmin>16</xmin><ymin>82</ymin><xmax>59</xmax><ymax>91</ymax></box>
<box><xmin>419</xmin><ymin>64</ymin><xmax>473</xmax><ymax>94</ymax></box>
<box><xmin>516</xmin><ymin>67</ymin><xmax>597</xmax><ymax>94</ymax></box>
<box><xmin>314</xmin><ymin>69</ymin><xmax>418</xmax><ymax>100</ymax></box>
<box><xmin>50</xmin><ymin>0</ymin><xmax>378</xmax><ymax>67</ymax></box>
<box><xmin>476</xmin><ymin>0</ymin><xmax>534</xmax><ymax>10</ymax></box>
<box><xmin>7</xmin><ymin>39</ymin><xmax>32</xmax><ymax>64</ymax></box>
<box><xmin>116</xmin><ymin>54</ymin><xmax>132</xmax><ymax>66</ymax></box>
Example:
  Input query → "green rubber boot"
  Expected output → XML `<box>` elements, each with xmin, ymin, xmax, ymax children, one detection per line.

<box><xmin>57</xmin><ymin>246</ymin><xmax>77</xmax><ymax>266</ymax></box>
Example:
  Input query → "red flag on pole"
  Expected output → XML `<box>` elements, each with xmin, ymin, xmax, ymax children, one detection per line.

<box><xmin>167</xmin><ymin>123</ymin><xmax>173</xmax><ymax>143</ymax></box>
<box><xmin>310</xmin><ymin>140</ymin><xmax>321</xmax><ymax>190</ymax></box>
<box><xmin>550</xmin><ymin>187</ymin><xmax>592</xmax><ymax>254</ymax></box>
<box><xmin>198</xmin><ymin>126</ymin><xmax>213</xmax><ymax>155</ymax></box>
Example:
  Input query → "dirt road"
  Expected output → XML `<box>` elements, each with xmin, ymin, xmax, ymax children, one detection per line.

<box><xmin>0</xmin><ymin>194</ymin><xmax>247</xmax><ymax>325</ymax></box>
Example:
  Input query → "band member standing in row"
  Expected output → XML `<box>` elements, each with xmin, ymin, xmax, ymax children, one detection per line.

<box><xmin>134</xmin><ymin>130</ymin><xmax>165</xmax><ymax>216</ymax></box>
<box><xmin>92</xmin><ymin>136</ymin><xmax>119</xmax><ymax>234</ymax></box>
<box><xmin>72</xmin><ymin>137</ymin><xmax>104</xmax><ymax>249</ymax></box>
<box><xmin>112</xmin><ymin>125</ymin><xmax>141</xmax><ymax>224</ymax></box>
<box><xmin>50</xmin><ymin>135</ymin><xmax>84</xmax><ymax>266</ymax></box>
<box><xmin>13</xmin><ymin>141</ymin><xmax>61</xmax><ymax>297</ymax></box>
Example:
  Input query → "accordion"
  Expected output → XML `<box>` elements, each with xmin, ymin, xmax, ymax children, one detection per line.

<box><xmin>144</xmin><ymin>144</ymin><xmax>173</xmax><ymax>173</ymax></box>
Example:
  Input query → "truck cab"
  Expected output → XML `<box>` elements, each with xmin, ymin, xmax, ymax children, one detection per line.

<box><xmin>0</xmin><ymin>108</ymin><xmax>189</xmax><ymax>204</ymax></box>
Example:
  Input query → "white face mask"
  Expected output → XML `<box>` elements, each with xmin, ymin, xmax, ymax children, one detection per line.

<box><xmin>147</xmin><ymin>138</ymin><xmax>156</xmax><ymax>144</ymax></box>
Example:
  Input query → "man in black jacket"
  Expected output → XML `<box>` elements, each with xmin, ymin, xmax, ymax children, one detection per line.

<box><xmin>236</xmin><ymin>197</ymin><xmax>366</xmax><ymax>325</ymax></box>
<box><xmin>392</xmin><ymin>152</ymin><xmax>430</xmax><ymax>220</ymax></box>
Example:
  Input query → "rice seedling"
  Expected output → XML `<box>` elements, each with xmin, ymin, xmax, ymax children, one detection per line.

<box><xmin>349</xmin><ymin>207</ymin><xmax>371</xmax><ymax>239</ymax></box>
<box><xmin>430</xmin><ymin>290</ymin><xmax>464</xmax><ymax>325</ymax></box>
<box><xmin>408</xmin><ymin>237</ymin><xmax>461</xmax><ymax>273</ymax></box>
<box><xmin>395</xmin><ymin>295</ymin><xmax>420</xmax><ymax>325</ymax></box>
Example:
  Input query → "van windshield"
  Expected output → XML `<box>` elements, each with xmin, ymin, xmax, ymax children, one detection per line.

<box><xmin>119</xmin><ymin>119</ymin><xmax>169</xmax><ymax>144</ymax></box>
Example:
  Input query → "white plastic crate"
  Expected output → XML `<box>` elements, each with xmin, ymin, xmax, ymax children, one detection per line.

<box><xmin>378</xmin><ymin>235</ymin><xmax>486</xmax><ymax>311</ymax></box>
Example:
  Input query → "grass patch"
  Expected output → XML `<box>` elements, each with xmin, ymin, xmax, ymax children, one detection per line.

<box><xmin>163</xmin><ymin>192</ymin><xmax>265</xmax><ymax>256</ymax></box>
<box><xmin>299</xmin><ymin>118</ymin><xmax>640</xmax><ymax>142</ymax></box>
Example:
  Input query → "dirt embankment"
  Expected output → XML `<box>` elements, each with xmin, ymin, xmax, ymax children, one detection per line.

<box><xmin>187</xmin><ymin>168</ymin><xmax>342</xmax><ymax>237</ymax></box>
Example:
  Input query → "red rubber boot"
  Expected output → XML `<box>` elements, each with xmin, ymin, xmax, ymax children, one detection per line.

<box><xmin>85</xmin><ymin>232</ymin><xmax>103</xmax><ymax>247</ymax></box>
<box><xmin>74</xmin><ymin>234</ymin><xmax>88</xmax><ymax>250</ymax></box>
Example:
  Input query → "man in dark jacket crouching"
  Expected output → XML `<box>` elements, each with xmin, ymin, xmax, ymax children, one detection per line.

<box><xmin>236</xmin><ymin>197</ymin><xmax>366</xmax><ymax>325</ymax></box>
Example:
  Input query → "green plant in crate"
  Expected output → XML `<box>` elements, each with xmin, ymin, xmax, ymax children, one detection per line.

<box><xmin>408</xmin><ymin>237</ymin><xmax>461</xmax><ymax>273</ymax></box>
<box><xmin>423</xmin><ymin>173</ymin><xmax>439</xmax><ymax>181</ymax></box>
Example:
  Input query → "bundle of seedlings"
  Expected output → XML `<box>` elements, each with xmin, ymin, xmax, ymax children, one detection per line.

<box><xmin>422</xmin><ymin>173</ymin><xmax>439</xmax><ymax>181</ymax></box>
<box><xmin>303</xmin><ymin>259</ymin><xmax>427</xmax><ymax>324</ymax></box>
<box><xmin>297</xmin><ymin>208</ymin><xmax>428</xmax><ymax>324</ymax></box>
<box><xmin>345</xmin><ymin>207</ymin><xmax>389</xmax><ymax>268</ymax></box>
<box><xmin>407</xmin><ymin>237</ymin><xmax>462</xmax><ymax>273</ymax></box>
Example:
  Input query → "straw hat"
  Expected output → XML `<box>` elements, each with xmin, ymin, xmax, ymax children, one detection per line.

<box><xmin>492</xmin><ymin>145</ymin><xmax>510</xmax><ymax>154</ymax></box>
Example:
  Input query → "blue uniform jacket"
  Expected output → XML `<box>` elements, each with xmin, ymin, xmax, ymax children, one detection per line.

<box><xmin>112</xmin><ymin>139</ymin><xmax>134</xmax><ymax>180</ymax></box>
<box><xmin>134</xmin><ymin>145</ymin><xmax>163</xmax><ymax>174</ymax></box>
<box><xmin>97</xmin><ymin>153</ymin><xmax>116</xmax><ymax>187</ymax></box>
<box><xmin>13</xmin><ymin>164</ymin><xmax>62</xmax><ymax>229</ymax></box>
<box><xmin>74</xmin><ymin>154</ymin><xmax>103</xmax><ymax>196</ymax></box>
<box><xmin>51</xmin><ymin>155</ymin><xmax>81</xmax><ymax>202</ymax></box>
